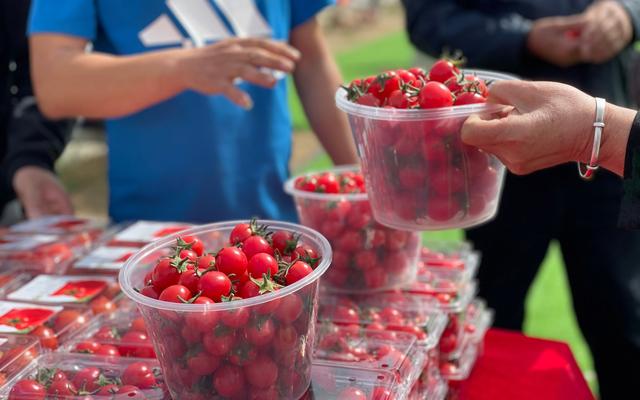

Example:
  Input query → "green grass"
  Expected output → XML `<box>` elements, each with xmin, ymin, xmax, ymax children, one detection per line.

<box><xmin>292</xmin><ymin>30</ymin><xmax>597</xmax><ymax>394</ymax></box>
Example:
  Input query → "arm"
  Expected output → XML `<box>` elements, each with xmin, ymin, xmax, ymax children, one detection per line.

<box><xmin>290</xmin><ymin>18</ymin><xmax>358</xmax><ymax>165</ymax></box>
<box><xmin>401</xmin><ymin>0</ymin><xmax>533</xmax><ymax>71</ymax></box>
<box><xmin>29</xmin><ymin>35</ymin><xmax>300</xmax><ymax>119</ymax></box>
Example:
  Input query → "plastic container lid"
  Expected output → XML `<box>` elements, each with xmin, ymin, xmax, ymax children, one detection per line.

<box><xmin>108</xmin><ymin>220</ymin><xmax>194</xmax><ymax>247</ymax></box>
<box><xmin>440</xmin><ymin>339</ymin><xmax>480</xmax><ymax>381</ymax></box>
<box><xmin>402</xmin><ymin>280</ymin><xmax>478</xmax><ymax>314</ymax></box>
<box><xmin>0</xmin><ymin>234</ymin><xmax>78</xmax><ymax>274</ymax></box>
<box><xmin>305</xmin><ymin>363</ymin><xmax>403</xmax><ymax>400</ymax></box>
<box><xmin>10</xmin><ymin>216</ymin><xmax>104</xmax><ymax>235</ymax></box>
<box><xmin>0</xmin><ymin>334</ymin><xmax>41</xmax><ymax>386</ymax></box>
<box><xmin>0</xmin><ymin>353</ymin><xmax>168</xmax><ymax>399</ymax></box>
<box><xmin>336</xmin><ymin>70</ymin><xmax>517</xmax><ymax>121</ymax></box>
<box><xmin>317</xmin><ymin>292</ymin><xmax>448</xmax><ymax>349</ymax></box>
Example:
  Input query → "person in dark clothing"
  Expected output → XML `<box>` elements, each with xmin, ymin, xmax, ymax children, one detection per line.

<box><xmin>403</xmin><ymin>1</ymin><xmax>640</xmax><ymax>398</ymax></box>
<box><xmin>0</xmin><ymin>0</ymin><xmax>73</xmax><ymax>220</ymax></box>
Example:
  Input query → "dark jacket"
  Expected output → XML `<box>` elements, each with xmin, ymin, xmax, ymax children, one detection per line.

<box><xmin>402</xmin><ymin>0</ymin><xmax>640</xmax><ymax>106</ymax></box>
<box><xmin>0</xmin><ymin>0</ymin><xmax>72</xmax><ymax>208</ymax></box>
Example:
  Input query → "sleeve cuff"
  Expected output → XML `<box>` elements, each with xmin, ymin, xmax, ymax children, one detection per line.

<box><xmin>617</xmin><ymin>0</ymin><xmax>640</xmax><ymax>42</ymax></box>
<box><xmin>619</xmin><ymin>111</ymin><xmax>640</xmax><ymax>229</ymax></box>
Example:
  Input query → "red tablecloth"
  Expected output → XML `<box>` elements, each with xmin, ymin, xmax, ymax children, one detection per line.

<box><xmin>454</xmin><ymin>329</ymin><xmax>595</xmax><ymax>400</ymax></box>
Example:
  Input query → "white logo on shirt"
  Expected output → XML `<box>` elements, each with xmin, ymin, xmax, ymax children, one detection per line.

<box><xmin>139</xmin><ymin>0</ymin><xmax>273</xmax><ymax>48</ymax></box>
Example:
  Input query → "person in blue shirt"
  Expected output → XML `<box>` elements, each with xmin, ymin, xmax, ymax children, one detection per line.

<box><xmin>27</xmin><ymin>0</ymin><xmax>358</xmax><ymax>223</ymax></box>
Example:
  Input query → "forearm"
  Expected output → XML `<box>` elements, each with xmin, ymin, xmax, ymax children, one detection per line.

<box><xmin>291</xmin><ymin>22</ymin><xmax>358</xmax><ymax>165</ymax></box>
<box><xmin>31</xmin><ymin>37</ymin><xmax>185</xmax><ymax>119</ymax></box>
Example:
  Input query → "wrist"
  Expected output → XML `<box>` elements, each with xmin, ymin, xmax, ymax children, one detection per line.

<box><xmin>600</xmin><ymin>104</ymin><xmax>636</xmax><ymax>176</ymax></box>
<box><xmin>162</xmin><ymin>48</ymin><xmax>192</xmax><ymax>93</ymax></box>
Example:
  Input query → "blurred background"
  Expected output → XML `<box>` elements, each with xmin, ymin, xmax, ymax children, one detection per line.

<box><xmin>56</xmin><ymin>0</ymin><xmax>596</xmax><ymax>391</ymax></box>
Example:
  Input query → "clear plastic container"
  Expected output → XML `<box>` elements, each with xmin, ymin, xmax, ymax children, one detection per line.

<box><xmin>336</xmin><ymin>70</ymin><xmax>515</xmax><ymax>231</ymax></box>
<box><xmin>119</xmin><ymin>220</ymin><xmax>332</xmax><ymax>400</ymax></box>
<box><xmin>69</xmin><ymin>245</ymin><xmax>145</xmax><ymax>275</ymax></box>
<box><xmin>314</xmin><ymin>327</ymin><xmax>426</xmax><ymax>398</ymax></box>
<box><xmin>439</xmin><ymin>339</ymin><xmax>479</xmax><ymax>381</ymax></box>
<box><xmin>0</xmin><ymin>353</ymin><xmax>168</xmax><ymax>399</ymax></box>
<box><xmin>62</xmin><ymin>310</ymin><xmax>155</xmax><ymax>359</ymax></box>
<box><xmin>439</xmin><ymin>298</ymin><xmax>493</xmax><ymax>359</ymax></box>
<box><xmin>0</xmin><ymin>234</ymin><xmax>78</xmax><ymax>274</ymax></box>
<box><xmin>285</xmin><ymin>166</ymin><xmax>421</xmax><ymax>292</ymax></box>
<box><xmin>0</xmin><ymin>301</ymin><xmax>91</xmax><ymax>350</ymax></box>
<box><xmin>1</xmin><ymin>274</ymin><xmax>122</xmax><ymax>316</ymax></box>
<box><xmin>107</xmin><ymin>220</ymin><xmax>194</xmax><ymax>247</ymax></box>
<box><xmin>317</xmin><ymin>292</ymin><xmax>448</xmax><ymax>350</ymax></box>
<box><xmin>0</xmin><ymin>334</ymin><xmax>41</xmax><ymax>387</ymax></box>
<box><xmin>401</xmin><ymin>279</ymin><xmax>477</xmax><ymax>314</ymax></box>
<box><xmin>303</xmin><ymin>363</ymin><xmax>403</xmax><ymax>400</ymax></box>
<box><xmin>9</xmin><ymin>216</ymin><xmax>106</xmax><ymax>251</ymax></box>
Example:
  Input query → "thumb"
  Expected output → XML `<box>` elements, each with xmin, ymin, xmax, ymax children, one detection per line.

<box><xmin>548</xmin><ymin>14</ymin><xmax>588</xmax><ymax>32</ymax></box>
<box><xmin>460</xmin><ymin>114</ymin><xmax>505</xmax><ymax>148</ymax></box>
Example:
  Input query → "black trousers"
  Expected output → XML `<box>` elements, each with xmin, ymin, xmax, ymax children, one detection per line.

<box><xmin>466</xmin><ymin>164</ymin><xmax>640</xmax><ymax>400</ymax></box>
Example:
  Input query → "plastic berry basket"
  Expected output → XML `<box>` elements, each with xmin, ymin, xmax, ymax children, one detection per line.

<box><xmin>408</xmin><ymin>348</ymin><xmax>447</xmax><ymax>400</ymax></box>
<box><xmin>317</xmin><ymin>291</ymin><xmax>448</xmax><ymax>350</ymax></box>
<box><xmin>0</xmin><ymin>234</ymin><xmax>79</xmax><ymax>274</ymax></box>
<box><xmin>313</xmin><ymin>327</ymin><xmax>426</xmax><ymax>399</ymax></box>
<box><xmin>0</xmin><ymin>301</ymin><xmax>92</xmax><ymax>351</ymax></box>
<box><xmin>285</xmin><ymin>166</ymin><xmax>421</xmax><ymax>292</ymax></box>
<box><xmin>336</xmin><ymin>70</ymin><xmax>516</xmax><ymax>231</ymax></box>
<box><xmin>62</xmin><ymin>310</ymin><xmax>155</xmax><ymax>359</ymax></box>
<box><xmin>119</xmin><ymin>220</ymin><xmax>332</xmax><ymax>400</ymax></box>
<box><xmin>0</xmin><ymin>334</ymin><xmax>41</xmax><ymax>387</ymax></box>
<box><xmin>0</xmin><ymin>353</ymin><xmax>168</xmax><ymax>399</ymax></box>
<box><xmin>302</xmin><ymin>363</ymin><xmax>404</xmax><ymax>400</ymax></box>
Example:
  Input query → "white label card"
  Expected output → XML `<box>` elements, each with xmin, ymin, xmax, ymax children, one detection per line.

<box><xmin>113</xmin><ymin>221</ymin><xmax>193</xmax><ymax>243</ymax></box>
<box><xmin>7</xmin><ymin>275</ymin><xmax>115</xmax><ymax>304</ymax></box>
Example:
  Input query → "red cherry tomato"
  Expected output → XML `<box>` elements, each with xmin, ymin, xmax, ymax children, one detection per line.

<box><xmin>216</xmin><ymin>247</ymin><xmax>248</xmax><ymax>278</ymax></box>
<box><xmin>418</xmin><ymin>81</ymin><xmax>454</xmax><ymax>109</ymax></box>
<box><xmin>198</xmin><ymin>271</ymin><xmax>231</xmax><ymax>302</ymax></box>
<box><xmin>159</xmin><ymin>285</ymin><xmax>192</xmax><ymax>303</ymax></box>
<box><xmin>122</xmin><ymin>362</ymin><xmax>157</xmax><ymax>389</ymax></box>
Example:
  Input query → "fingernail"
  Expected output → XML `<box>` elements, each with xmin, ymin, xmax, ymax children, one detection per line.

<box><xmin>242</xmin><ymin>96</ymin><xmax>254</xmax><ymax>110</ymax></box>
<box><xmin>291</xmin><ymin>48</ymin><xmax>301</xmax><ymax>59</ymax></box>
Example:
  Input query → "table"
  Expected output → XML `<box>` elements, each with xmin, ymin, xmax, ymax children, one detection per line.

<box><xmin>453</xmin><ymin>329</ymin><xmax>595</xmax><ymax>400</ymax></box>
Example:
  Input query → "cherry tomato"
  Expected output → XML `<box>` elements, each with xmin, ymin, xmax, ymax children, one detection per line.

<box><xmin>388</xmin><ymin>89</ymin><xmax>410</xmax><ymax>109</ymax></box>
<box><xmin>198</xmin><ymin>271</ymin><xmax>231</xmax><ymax>302</ymax></box>
<box><xmin>178</xmin><ymin>265</ymin><xmax>201</xmax><ymax>294</ymax></box>
<box><xmin>94</xmin><ymin>326</ymin><xmax>117</xmax><ymax>341</ymax></box>
<box><xmin>120</xmin><ymin>331</ymin><xmax>153</xmax><ymax>357</ymax></box>
<box><xmin>271</xmin><ymin>230</ymin><xmax>296</xmax><ymax>255</ymax></box>
<box><xmin>53</xmin><ymin>309</ymin><xmax>86</xmax><ymax>332</ymax></box>
<box><xmin>196</xmin><ymin>253</ymin><xmax>216</xmax><ymax>270</ymax></box>
<box><xmin>355</xmin><ymin>93</ymin><xmax>381</xmax><ymax>107</ymax></box>
<box><xmin>418</xmin><ymin>81</ymin><xmax>454</xmax><ymax>109</ymax></box>
<box><xmin>96</xmin><ymin>384</ymin><xmax>120</xmax><ymax>396</ymax></box>
<box><xmin>247</xmin><ymin>253</ymin><xmax>278</xmax><ymax>279</ymax></box>
<box><xmin>275</xmin><ymin>294</ymin><xmax>303</xmax><ymax>323</ymax></box>
<box><xmin>90</xmin><ymin>295</ymin><xmax>117</xmax><ymax>315</ymax></box>
<box><xmin>316</xmin><ymin>173</ymin><xmax>340</xmax><ymax>193</ymax></box>
<box><xmin>122</xmin><ymin>362</ymin><xmax>156</xmax><ymax>389</ymax></box>
<box><xmin>285</xmin><ymin>261</ymin><xmax>313</xmax><ymax>285</ymax></box>
<box><xmin>151</xmin><ymin>258</ymin><xmax>181</xmax><ymax>292</ymax></box>
<box><xmin>242</xmin><ymin>236</ymin><xmax>274</xmax><ymax>259</ymax></box>
<box><xmin>47</xmin><ymin>379</ymin><xmax>77</xmax><ymax>397</ymax></box>
<box><xmin>159</xmin><ymin>284</ymin><xmax>192</xmax><ymax>303</ymax></box>
<box><xmin>9</xmin><ymin>379</ymin><xmax>46</xmax><ymax>400</ymax></box>
<box><xmin>72</xmin><ymin>367</ymin><xmax>101</xmax><ymax>392</ymax></box>
<box><xmin>115</xmin><ymin>385</ymin><xmax>145</xmax><ymax>399</ymax></box>
<box><xmin>213</xmin><ymin>365</ymin><xmax>246</xmax><ymax>398</ymax></box>
<box><xmin>339</xmin><ymin>387</ymin><xmax>367</xmax><ymax>400</ymax></box>
<box><xmin>140</xmin><ymin>285</ymin><xmax>159</xmax><ymax>299</ymax></box>
<box><xmin>229</xmin><ymin>223</ymin><xmax>252</xmax><ymax>245</ymax></box>
<box><xmin>245</xmin><ymin>318</ymin><xmax>275</xmax><ymax>347</ymax></box>
<box><xmin>178</xmin><ymin>249</ymin><xmax>198</xmax><ymax>262</ymax></box>
<box><xmin>74</xmin><ymin>341</ymin><xmax>101</xmax><ymax>354</ymax></box>
<box><xmin>32</xmin><ymin>326</ymin><xmax>58</xmax><ymax>350</ymax></box>
<box><xmin>216</xmin><ymin>247</ymin><xmax>248</xmax><ymax>278</ymax></box>
<box><xmin>204</xmin><ymin>330</ymin><xmax>236</xmax><ymax>357</ymax></box>
<box><xmin>455</xmin><ymin>91</ymin><xmax>487</xmax><ymax>105</ymax></box>
<box><xmin>187</xmin><ymin>351</ymin><xmax>220</xmax><ymax>376</ymax></box>
<box><xmin>429</xmin><ymin>59</ymin><xmax>460</xmax><ymax>83</ymax></box>
<box><xmin>222</xmin><ymin>307</ymin><xmax>250</xmax><ymax>328</ymax></box>
<box><xmin>244</xmin><ymin>355</ymin><xmax>278</xmax><ymax>389</ymax></box>
<box><xmin>96</xmin><ymin>344</ymin><xmax>121</xmax><ymax>357</ymax></box>
<box><xmin>180</xmin><ymin>235</ymin><xmax>204</xmax><ymax>256</ymax></box>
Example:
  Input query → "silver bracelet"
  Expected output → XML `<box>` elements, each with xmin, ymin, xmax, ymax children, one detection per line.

<box><xmin>577</xmin><ymin>97</ymin><xmax>606</xmax><ymax>180</ymax></box>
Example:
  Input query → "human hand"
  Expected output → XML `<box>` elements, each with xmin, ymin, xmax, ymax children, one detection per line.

<box><xmin>174</xmin><ymin>37</ymin><xmax>301</xmax><ymax>108</ymax></box>
<box><xmin>527</xmin><ymin>15</ymin><xmax>585</xmax><ymax>67</ymax></box>
<box><xmin>13</xmin><ymin>166</ymin><xmax>74</xmax><ymax>219</ymax></box>
<box><xmin>578</xmin><ymin>0</ymin><xmax>633</xmax><ymax>63</ymax></box>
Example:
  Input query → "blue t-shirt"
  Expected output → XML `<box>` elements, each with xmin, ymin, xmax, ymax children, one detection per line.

<box><xmin>29</xmin><ymin>0</ymin><xmax>331</xmax><ymax>223</ymax></box>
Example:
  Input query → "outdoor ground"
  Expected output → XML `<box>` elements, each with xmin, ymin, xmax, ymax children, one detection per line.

<box><xmin>55</xmin><ymin>2</ymin><xmax>596</xmax><ymax>394</ymax></box>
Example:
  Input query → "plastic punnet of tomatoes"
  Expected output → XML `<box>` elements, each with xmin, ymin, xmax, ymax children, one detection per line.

<box><xmin>9</xmin><ymin>216</ymin><xmax>106</xmax><ymax>250</ymax></box>
<box><xmin>335</xmin><ymin>67</ymin><xmax>517</xmax><ymax>231</ymax></box>
<box><xmin>0</xmin><ymin>301</ymin><xmax>91</xmax><ymax>350</ymax></box>
<box><xmin>1</xmin><ymin>274</ymin><xmax>121</xmax><ymax>316</ymax></box>
<box><xmin>107</xmin><ymin>220</ymin><xmax>194</xmax><ymax>247</ymax></box>
<box><xmin>408</xmin><ymin>348</ymin><xmax>448</xmax><ymax>400</ymax></box>
<box><xmin>317</xmin><ymin>291</ymin><xmax>448</xmax><ymax>350</ymax></box>
<box><xmin>314</xmin><ymin>327</ymin><xmax>426</xmax><ymax>398</ymax></box>
<box><xmin>402</xmin><ymin>276</ymin><xmax>478</xmax><ymax>314</ymax></box>
<box><xmin>0</xmin><ymin>234</ymin><xmax>79</xmax><ymax>274</ymax></box>
<box><xmin>285</xmin><ymin>166</ymin><xmax>421</xmax><ymax>292</ymax></box>
<box><xmin>69</xmin><ymin>245</ymin><xmax>170</xmax><ymax>276</ymax></box>
<box><xmin>439</xmin><ymin>337</ymin><xmax>480</xmax><ymax>382</ymax></box>
<box><xmin>0</xmin><ymin>334</ymin><xmax>40</xmax><ymax>388</ymax></box>
<box><xmin>119</xmin><ymin>220</ymin><xmax>332</xmax><ymax>400</ymax></box>
<box><xmin>302</xmin><ymin>363</ymin><xmax>404</xmax><ymax>400</ymax></box>
<box><xmin>0</xmin><ymin>353</ymin><xmax>168</xmax><ymax>399</ymax></box>
<box><xmin>439</xmin><ymin>298</ymin><xmax>493</xmax><ymax>360</ymax></box>
<box><xmin>62</xmin><ymin>310</ymin><xmax>155</xmax><ymax>359</ymax></box>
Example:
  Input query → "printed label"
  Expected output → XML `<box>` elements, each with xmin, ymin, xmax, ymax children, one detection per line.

<box><xmin>74</xmin><ymin>246</ymin><xmax>137</xmax><ymax>271</ymax></box>
<box><xmin>0</xmin><ymin>301</ymin><xmax>63</xmax><ymax>334</ymax></box>
<box><xmin>113</xmin><ymin>221</ymin><xmax>192</xmax><ymax>243</ymax></box>
<box><xmin>7</xmin><ymin>275</ymin><xmax>115</xmax><ymax>304</ymax></box>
